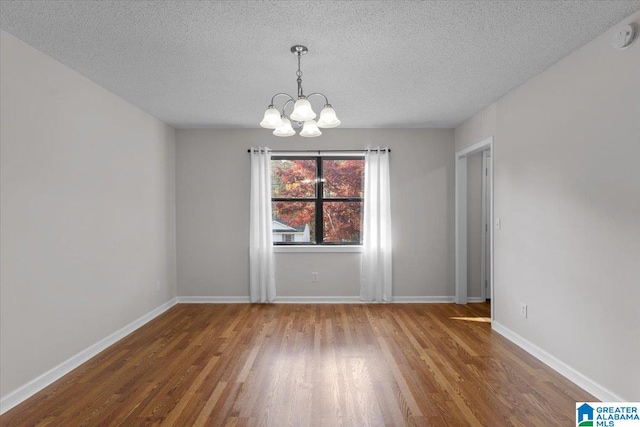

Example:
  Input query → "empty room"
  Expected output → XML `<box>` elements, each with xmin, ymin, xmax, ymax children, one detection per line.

<box><xmin>1</xmin><ymin>1</ymin><xmax>639</xmax><ymax>426</ymax></box>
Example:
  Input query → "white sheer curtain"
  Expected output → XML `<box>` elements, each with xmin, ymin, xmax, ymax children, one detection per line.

<box><xmin>360</xmin><ymin>147</ymin><xmax>393</xmax><ymax>302</ymax></box>
<box><xmin>249</xmin><ymin>147</ymin><xmax>276</xmax><ymax>303</ymax></box>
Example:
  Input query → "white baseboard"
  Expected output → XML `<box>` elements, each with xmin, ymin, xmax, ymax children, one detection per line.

<box><xmin>0</xmin><ymin>297</ymin><xmax>179</xmax><ymax>415</ymax></box>
<box><xmin>177</xmin><ymin>296</ymin><xmax>251</xmax><ymax>303</ymax></box>
<box><xmin>278</xmin><ymin>296</ymin><xmax>456</xmax><ymax>303</ymax></box>
<box><xmin>276</xmin><ymin>296</ymin><xmax>362</xmax><ymax>303</ymax></box>
<box><xmin>492</xmin><ymin>321</ymin><xmax>624</xmax><ymax>402</ymax></box>
<box><xmin>392</xmin><ymin>296</ymin><xmax>455</xmax><ymax>303</ymax></box>
<box><xmin>467</xmin><ymin>297</ymin><xmax>486</xmax><ymax>303</ymax></box>
<box><xmin>175</xmin><ymin>296</ymin><xmax>458</xmax><ymax>304</ymax></box>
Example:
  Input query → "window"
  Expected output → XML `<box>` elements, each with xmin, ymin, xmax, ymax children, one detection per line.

<box><xmin>271</xmin><ymin>156</ymin><xmax>364</xmax><ymax>245</ymax></box>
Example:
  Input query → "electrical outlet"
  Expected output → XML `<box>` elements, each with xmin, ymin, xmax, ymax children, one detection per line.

<box><xmin>156</xmin><ymin>281</ymin><xmax>161</xmax><ymax>292</ymax></box>
<box><xmin>495</xmin><ymin>217</ymin><xmax>501</xmax><ymax>230</ymax></box>
<box><xmin>312</xmin><ymin>272</ymin><xmax>319</xmax><ymax>282</ymax></box>
<box><xmin>520</xmin><ymin>303</ymin><xmax>528</xmax><ymax>318</ymax></box>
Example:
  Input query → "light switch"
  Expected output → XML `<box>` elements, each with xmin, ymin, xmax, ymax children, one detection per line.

<box><xmin>495</xmin><ymin>218</ymin><xmax>501</xmax><ymax>230</ymax></box>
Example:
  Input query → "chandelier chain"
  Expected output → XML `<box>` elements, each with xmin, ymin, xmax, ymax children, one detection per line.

<box><xmin>296</xmin><ymin>54</ymin><xmax>304</xmax><ymax>98</ymax></box>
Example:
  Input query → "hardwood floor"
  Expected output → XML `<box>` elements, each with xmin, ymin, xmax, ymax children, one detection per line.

<box><xmin>1</xmin><ymin>303</ymin><xmax>593</xmax><ymax>426</ymax></box>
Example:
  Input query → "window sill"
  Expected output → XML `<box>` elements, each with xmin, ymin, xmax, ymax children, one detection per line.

<box><xmin>274</xmin><ymin>245</ymin><xmax>363</xmax><ymax>253</ymax></box>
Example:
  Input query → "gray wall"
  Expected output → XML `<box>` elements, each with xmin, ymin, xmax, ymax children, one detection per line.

<box><xmin>454</xmin><ymin>11</ymin><xmax>640</xmax><ymax>400</ymax></box>
<box><xmin>176</xmin><ymin>128</ymin><xmax>455</xmax><ymax>298</ymax></box>
<box><xmin>0</xmin><ymin>31</ymin><xmax>177</xmax><ymax>397</ymax></box>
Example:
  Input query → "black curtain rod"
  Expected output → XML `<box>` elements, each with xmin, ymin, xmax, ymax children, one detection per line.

<box><xmin>247</xmin><ymin>148</ymin><xmax>390</xmax><ymax>153</ymax></box>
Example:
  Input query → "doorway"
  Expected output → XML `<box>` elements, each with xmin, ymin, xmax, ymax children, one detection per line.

<box><xmin>455</xmin><ymin>137</ymin><xmax>494</xmax><ymax>320</ymax></box>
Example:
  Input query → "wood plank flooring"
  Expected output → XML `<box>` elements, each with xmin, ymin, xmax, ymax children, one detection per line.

<box><xmin>1</xmin><ymin>303</ymin><xmax>594</xmax><ymax>426</ymax></box>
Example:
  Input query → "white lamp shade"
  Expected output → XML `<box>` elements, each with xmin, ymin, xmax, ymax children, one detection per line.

<box><xmin>317</xmin><ymin>106</ymin><xmax>341</xmax><ymax>128</ymax></box>
<box><xmin>290</xmin><ymin>99</ymin><xmax>316</xmax><ymax>122</ymax></box>
<box><xmin>273</xmin><ymin>118</ymin><xmax>296</xmax><ymax>137</ymax></box>
<box><xmin>299</xmin><ymin>120</ymin><xmax>322</xmax><ymax>137</ymax></box>
<box><xmin>260</xmin><ymin>107</ymin><xmax>283</xmax><ymax>129</ymax></box>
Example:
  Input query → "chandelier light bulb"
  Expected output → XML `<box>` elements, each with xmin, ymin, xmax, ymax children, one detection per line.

<box><xmin>260</xmin><ymin>106</ymin><xmax>283</xmax><ymax>129</ymax></box>
<box><xmin>290</xmin><ymin>99</ymin><xmax>316</xmax><ymax>122</ymax></box>
<box><xmin>299</xmin><ymin>120</ymin><xmax>322</xmax><ymax>138</ymax></box>
<box><xmin>273</xmin><ymin>117</ymin><xmax>296</xmax><ymax>137</ymax></box>
<box><xmin>317</xmin><ymin>105</ymin><xmax>341</xmax><ymax>128</ymax></box>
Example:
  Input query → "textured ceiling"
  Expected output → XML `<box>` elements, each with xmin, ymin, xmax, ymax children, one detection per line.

<box><xmin>1</xmin><ymin>1</ymin><xmax>639</xmax><ymax>128</ymax></box>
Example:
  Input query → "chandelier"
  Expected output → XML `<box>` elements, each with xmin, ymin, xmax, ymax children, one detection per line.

<box><xmin>260</xmin><ymin>45</ymin><xmax>341</xmax><ymax>137</ymax></box>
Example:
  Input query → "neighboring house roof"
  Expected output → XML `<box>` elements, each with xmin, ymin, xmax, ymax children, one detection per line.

<box><xmin>271</xmin><ymin>220</ymin><xmax>297</xmax><ymax>233</ymax></box>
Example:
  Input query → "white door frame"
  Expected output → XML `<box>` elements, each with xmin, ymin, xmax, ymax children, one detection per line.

<box><xmin>455</xmin><ymin>137</ymin><xmax>494</xmax><ymax>319</ymax></box>
<box><xmin>480</xmin><ymin>150</ymin><xmax>492</xmax><ymax>302</ymax></box>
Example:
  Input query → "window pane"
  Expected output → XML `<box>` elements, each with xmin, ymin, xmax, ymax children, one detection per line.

<box><xmin>323</xmin><ymin>202</ymin><xmax>362</xmax><ymax>243</ymax></box>
<box><xmin>272</xmin><ymin>202</ymin><xmax>315</xmax><ymax>243</ymax></box>
<box><xmin>272</xmin><ymin>159</ymin><xmax>316</xmax><ymax>198</ymax></box>
<box><xmin>323</xmin><ymin>159</ymin><xmax>364</xmax><ymax>198</ymax></box>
